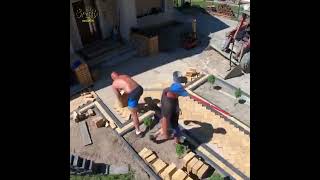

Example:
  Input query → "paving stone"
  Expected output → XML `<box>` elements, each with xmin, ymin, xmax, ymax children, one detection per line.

<box><xmin>171</xmin><ymin>169</ymin><xmax>187</xmax><ymax>180</ymax></box>
<box><xmin>110</xmin><ymin>122</ymin><xmax>117</xmax><ymax>129</ymax></box>
<box><xmin>92</xmin><ymin>116</ymin><xmax>105</xmax><ymax>128</ymax></box>
<box><xmin>72</xmin><ymin>155</ymin><xmax>83</xmax><ymax>167</ymax></box>
<box><xmin>77</xmin><ymin>113</ymin><xmax>88</xmax><ymax>122</ymax></box>
<box><xmin>182</xmin><ymin>152</ymin><xmax>195</xmax><ymax>167</ymax></box>
<box><xmin>160</xmin><ymin>163</ymin><xmax>177</xmax><ymax>179</ymax></box>
<box><xmin>176</xmin><ymin>89</ymin><xmax>250</xmax><ymax>176</ymax></box>
<box><xmin>109</xmin><ymin>165</ymin><xmax>129</xmax><ymax>175</ymax></box>
<box><xmin>151</xmin><ymin>159</ymin><xmax>167</xmax><ymax>174</ymax></box>
<box><xmin>187</xmin><ymin>157</ymin><xmax>199</xmax><ymax>173</ymax></box>
<box><xmin>85</xmin><ymin>97</ymin><xmax>95</xmax><ymax>104</ymax></box>
<box><xmin>145</xmin><ymin>154</ymin><xmax>157</xmax><ymax>164</ymax></box>
<box><xmin>138</xmin><ymin>148</ymin><xmax>153</xmax><ymax>159</ymax></box>
<box><xmin>70</xmin><ymin>154</ymin><xmax>74</xmax><ymax>165</ymax></box>
<box><xmin>87</xmin><ymin>109</ymin><xmax>95</xmax><ymax>116</ymax></box>
<box><xmin>191</xmin><ymin>160</ymin><xmax>204</xmax><ymax>175</ymax></box>
<box><xmin>79</xmin><ymin>121</ymin><xmax>93</xmax><ymax>146</ymax></box>
<box><xmin>185</xmin><ymin>177</ymin><xmax>193</xmax><ymax>180</ymax></box>
<box><xmin>80</xmin><ymin>159</ymin><xmax>89</xmax><ymax>169</ymax></box>
<box><xmin>72</xmin><ymin>111</ymin><xmax>78</xmax><ymax>122</ymax></box>
<box><xmin>83</xmin><ymin>159</ymin><xmax>93</xmax><ymax>170</ymax></box>
<box><xmin>197</xmin><ymin>164</ymin><xmax>209</xmax><ymax>179</ymax></box>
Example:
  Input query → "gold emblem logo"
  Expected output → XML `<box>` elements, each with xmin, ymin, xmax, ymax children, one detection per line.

<box><xmin>75</xmin><ymin>7</ymin><xmax>98</xmax><ymax>23</ymax></box>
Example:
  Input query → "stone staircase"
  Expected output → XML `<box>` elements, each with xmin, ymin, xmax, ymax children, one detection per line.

<box><xmin>78</xmin><ymin>39</ymin><xmax>137</xmax><ymax>68</ymax></box>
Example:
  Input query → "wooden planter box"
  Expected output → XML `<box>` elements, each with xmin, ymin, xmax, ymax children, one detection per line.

<box><xmin>131</xmin><ymin>33</ymin><xmax>159</xmax><ymax>56</ymax></box>
<box><xmin>74</xmin><ymin>63</ymin><xmax>93</xmax><ymax>86</ymax></box>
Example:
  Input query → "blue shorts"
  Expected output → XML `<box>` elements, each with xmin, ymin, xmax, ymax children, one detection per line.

<box><xmin>127</xmin><ymin>86</ymin><xmax>143</xmax><ymax>109</ymax></box>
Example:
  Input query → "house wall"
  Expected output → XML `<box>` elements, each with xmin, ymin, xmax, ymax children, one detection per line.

<box><xmin>70</xmin><ymin>0</ymin><xmax>117</xmax><ymax>51</ymax></box>
<box><xmin>118</xmin><ymin>0</ymin><xmax>138</xmax><ymax>41</ymax></box>
<box><xmin>70</xmin><ymin>0</ymin><xmax>83</xmax><ymax>51</ymax></box>
<box><xmin>95</xmin><ymin>0</ymin><xmax>117</xmax><ymax>39</ymax></box>
<box><xmin>135</xmin><ymin>0</ymin><xmax>162</xmax><ymax>16</ymax></box>
<box><xmin>136</xmin><ymin>0</ymin><xmax>176</xmax><ymax>28</ymax></box>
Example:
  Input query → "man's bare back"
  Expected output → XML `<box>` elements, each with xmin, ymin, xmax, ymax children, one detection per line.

<box><xmin>112</xmin><ymin>75</ymin><xmax>138</xmax><ymax>94</ymax></box>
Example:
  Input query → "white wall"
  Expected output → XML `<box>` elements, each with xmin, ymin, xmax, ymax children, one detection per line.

<box><xmin>118</xmin><ymin>0</ymin><xmax>138</xmax><ymax>41</ymax></box>
<box><xmin>95</xmin><ymin>0</ymin><xmax>117</xmax><ymax>39</ymax></box>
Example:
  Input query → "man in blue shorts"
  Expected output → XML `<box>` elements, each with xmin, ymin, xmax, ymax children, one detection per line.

<box><xmin>111</xmin><ymin>72</ymin><xmax>144</xmax><ymax>137</ymax></box>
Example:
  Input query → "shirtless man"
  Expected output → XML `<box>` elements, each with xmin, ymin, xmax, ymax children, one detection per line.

<box><xmin>111</xmin><ymin>72</ymin><xmax>144</xmax><ymax>136</ymax></box>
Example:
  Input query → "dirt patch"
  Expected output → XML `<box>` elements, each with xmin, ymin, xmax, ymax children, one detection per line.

<box><xmin>70</xmin><ymin>107</ymin><xmax>150</xmax><ymax>180</ymax></box>
<box><xmin>123</xmin><ymin>123</ymin><xmax>185</xmax><ymax>169</ymax></box>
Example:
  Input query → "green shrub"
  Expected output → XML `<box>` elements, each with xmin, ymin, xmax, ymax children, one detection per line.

<box><xmin>209</xmin><ymin>173</ymin><xmax>224</xmax><ymax>180</ymax></box>
<box><xmin>235</xmin><ymin>88</ymin><xmax>242</xmax><ymax>98</ymax></box>
<box><xmin>143</xmin><ymin>117</ymin><xmax>152</xmax><ymax>128</ymax></box>
<box><xmin>208</xmin><ymin>75</ymin><xmax>216</xmax><ymax>85</ymax></box>
<box><xmin>176</xmin><ymin>144</ymin><xmax>186</xmax><ymax>158</ymax></box>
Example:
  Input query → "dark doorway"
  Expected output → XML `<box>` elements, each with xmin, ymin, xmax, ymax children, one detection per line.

<box><xmin>72</xmin><ymin>0</ymin><xmax>102</xmax><ymax>46</ymax></box>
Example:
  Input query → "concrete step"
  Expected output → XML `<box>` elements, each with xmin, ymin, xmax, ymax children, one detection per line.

<box><xmin>81</xmin><ymin>40</ymin><xmax>123</xmax><ymax>59</ymax></box>
<box><xmin>86</xmin><ymin>43</ymin><xmax>123</xmax><ymax>59</ymax></box>
<box><xmin>88</xmin><ymin>45</ymin><xmax>137</xmax><ymax>68</ymax></box>
<box><xmin>100</xmin><ymin>48</ymin><xmax>137</xmax><ymax>67</ymax></box>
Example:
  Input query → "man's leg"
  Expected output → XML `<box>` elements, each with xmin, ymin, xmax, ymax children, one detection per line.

<box><xmin>129</xmin><ymin>108</ymin><xmax>141</xmax><ymax>134</ymax></box>
<box><xmin>128</xmin><ymin>98</ymin><xmax>142</xmax><ymax>135</ymax></box>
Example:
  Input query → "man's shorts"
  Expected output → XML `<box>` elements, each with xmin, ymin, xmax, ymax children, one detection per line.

<box><xmin>127</xmin><ymin>85</ymin><xmax>143</xmax><ymax>109</ymax></box>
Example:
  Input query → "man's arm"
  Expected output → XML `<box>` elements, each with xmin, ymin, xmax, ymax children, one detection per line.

<box><xmin>112</xmin><ymin>83</ymin><xmax>121</xmax><ymax>100</ymax></box>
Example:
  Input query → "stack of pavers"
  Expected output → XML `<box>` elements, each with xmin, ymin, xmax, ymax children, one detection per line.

<box><xmin>185</xmin><ymin>68</ymin><xmax>200</xmax><ymax>83</ymax></box>
<box><xmin>138</xmin><ymin>148</ymin><xmax>205</xmax><ymax>180</ymax></box>
<box><xmin>70</xmin><ymin>154</ymin><xmax>108</xmax><ymax>175</ymax></box>
<box><xmin>182</xmin><ymin>152</ymin><xmax>211</xmax><ymax>179</ymax></box>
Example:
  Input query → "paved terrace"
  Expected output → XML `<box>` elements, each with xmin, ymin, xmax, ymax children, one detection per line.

<box><xmin>89</xmin><ymin>11</ymin><xmax>250</xmax><ymax>180</ymax></box>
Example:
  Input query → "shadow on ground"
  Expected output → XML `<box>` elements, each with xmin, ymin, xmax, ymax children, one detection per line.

<box><xmin>182</xmin><ymin>120</ymin><xmax>226</xmax><ymax>148</ymax></box>
<box><xmin>92</xmin><ymin>7</ymin><xmax>232</xmax><ymax>91</ymax></box>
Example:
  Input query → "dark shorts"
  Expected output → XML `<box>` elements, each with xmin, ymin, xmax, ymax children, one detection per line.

<box><xmin>127</xmin><ymin>85</ymin><xmax>143</xmax><ymax>109</ymax></box>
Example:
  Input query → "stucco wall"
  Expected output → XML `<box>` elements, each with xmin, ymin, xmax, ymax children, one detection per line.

<box><xmin>135</xmin><ymin>0</ymin><xmax>162</xmax><ymax>16</ymax></box>
<box><xmin>118</xmin><ymin>0</ymin><xmax>137</xmax><ymax>41</ymax></box>
<box><xmin>95</xmin><ymin>0</ymin><xmax>117</xmax><ymax>39</ymax></box>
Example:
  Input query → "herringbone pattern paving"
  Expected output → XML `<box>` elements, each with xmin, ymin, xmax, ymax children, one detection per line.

<box><xmin>178</xmin><ymin>97</ymin><xmax>250</xmax><ymax>177</ymax></box>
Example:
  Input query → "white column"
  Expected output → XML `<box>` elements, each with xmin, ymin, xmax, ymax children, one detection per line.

<box><xmin>118</xmin><ymin>0</ymin><xmax>138</xmax><ymax>41</ymax></box>
<box><xmin>95</xmin><ymin>0</ymin><xmax>113</xmax><ymax>39</ymax></box>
